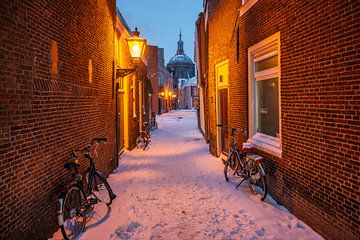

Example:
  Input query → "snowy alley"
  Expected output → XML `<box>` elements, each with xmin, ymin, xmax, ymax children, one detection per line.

<box><xmin>51</xmin><ymin>110</ymin><xmax>324</xmax><ymax>240</ymax></box>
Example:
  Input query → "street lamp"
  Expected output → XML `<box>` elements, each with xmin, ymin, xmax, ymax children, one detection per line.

<box><xmin>117</xmin><ymin>27</ymin><xmax>147</xmax><ymax>77</ymax></box>
<box><xmin>114</xmin><ymin>27</ymin><xmax>146</xmax><ymax>169</ymax></box>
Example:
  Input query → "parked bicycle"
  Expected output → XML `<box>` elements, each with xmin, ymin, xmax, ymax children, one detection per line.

<box><xmin>217</xmin><ymin>124</ymin><xmax>268</xmax><ymax>201</ymax></box>
<box><xmin>150</xmin><ymin>112</ymin><xmax>158</xmax><ymax>130</ymax></box>
<box><xmin>136</xmin><ymin>121</ymin><xmax>151</xmax><ymax>150</ymax></box>
<box><xmin>55</xmin><ymin>138</ymin><xmax>117</xmax><ymax>240</ymax></box>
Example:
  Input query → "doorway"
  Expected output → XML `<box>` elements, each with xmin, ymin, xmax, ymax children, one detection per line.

<box><xmin>219</xmin><ymin>89</ymin><xmax>228</xmax><ymax>154</ymax></box>
<box><xmin>215</xmin><ymin>60</ymin><xmax>229</xmax><ymax>157</ymax></box>
<box><xmin>118</xmin><ymin>92</ymin><xmax>125</xmax><ymax>151</ymax></box>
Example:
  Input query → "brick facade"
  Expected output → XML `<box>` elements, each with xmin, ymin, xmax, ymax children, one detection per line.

<box><xmin>0</xmin><ymin>1</ymin><xmax>117</xmax><ymax>239</ymax></box>
<box><xmin>198</xmin><ymin>0</ymin><xmax>360</xmax><ymax>239</ymax></box>
<box><xmin>146</xmin><ymin>45</ymin><xmax>160</xmax><ymax>114</ymax></box>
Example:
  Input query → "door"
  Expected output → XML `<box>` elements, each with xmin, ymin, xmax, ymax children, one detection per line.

<box><xmin>118</xmin><ymin>92</ymin><xmax>125</xmax><ymax>151</ymax></box>
<box><xmin>216</xmin><ymin>60</ymin><xmax>229</xmax><ymax>156</ymax></box>
<box><xmin>219</xmin><ymin>89</ymin><xmax>229</xmax><ymax>154</ymax></box>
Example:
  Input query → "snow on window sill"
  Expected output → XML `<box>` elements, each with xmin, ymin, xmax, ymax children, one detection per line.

<box><xmin>248</xmin><ymin>132</ymin><xmax>282</xmax><ymax>158</ymax></box>
<box><xmin>240</xmin><ymin>0</ymin><xmax>259</xmax><ymax>17</ymax></box>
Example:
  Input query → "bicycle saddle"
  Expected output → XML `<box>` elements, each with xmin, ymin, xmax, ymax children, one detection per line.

<box><xmin>64</xmin><ymin>160</ymin><xmax>80</xmax><ymax>170</ymax></box>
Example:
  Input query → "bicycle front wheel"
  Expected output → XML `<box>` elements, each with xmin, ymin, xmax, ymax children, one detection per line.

<box><xmin>61</xmin><ymin>186</ymin><xmax>86</xmax><ymax>240</ymax></box>
<box><xmin>86</xmin><ymin>171</ymin><xmax>114</xmax><ymax>206</ymax></box>
<box><xmin>224</xmin><ymin>152</ymin><xmax>240</xmax><ymax>182</ymax></box>
<box><xmin>247</xmin><ymin>159</ymin><xmax>267</xmax><ymax>201</ymax></box>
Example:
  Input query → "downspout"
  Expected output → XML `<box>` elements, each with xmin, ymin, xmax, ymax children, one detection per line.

<box><xmin>114</xmin><ymin>26</ymin><xmax>120</xmax><ymax>170</ymax></box>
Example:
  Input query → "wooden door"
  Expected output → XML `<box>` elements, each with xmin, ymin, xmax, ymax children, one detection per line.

<box><xmin>219</xmin><ymin>89</ymin><xmax>229</xmax><ymax>154</ymax></box>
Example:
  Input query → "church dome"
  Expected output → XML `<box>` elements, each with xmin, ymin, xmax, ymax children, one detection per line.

<box><xmin>167</xmin><ymin>30</ymin><xmax>194</xmax><ymax>66</ymax></box>
<box><xmin>168</xmin><ymin>54</ymin><xmax>194</xmax><ymax>66</ymax></box>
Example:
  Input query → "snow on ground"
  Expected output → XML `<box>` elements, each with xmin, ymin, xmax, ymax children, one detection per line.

<box><xmin>51</xmin><ymin>110</ymin><xmax>324</xmax><ymax>240</ymax></box>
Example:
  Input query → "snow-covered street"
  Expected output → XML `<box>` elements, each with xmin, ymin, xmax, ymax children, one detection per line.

<box><xmin>52</xmin><ymin>110</ymin><xmax>324</xmax><ymax>240</ymax></box>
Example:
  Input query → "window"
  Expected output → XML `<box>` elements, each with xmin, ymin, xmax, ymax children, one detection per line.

<box><xmin>248</xmin><ymin>32</ymin><xmax>281</xmax><ymax>157</ymax></box>
<box><xmin>240</xmin><ymin>0</ymin><xmax>259</xmax><ymax>16</ymax></box>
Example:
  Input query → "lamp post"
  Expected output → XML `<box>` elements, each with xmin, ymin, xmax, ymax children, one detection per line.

<box><xmin>115</xmin><ymin>28</ymin><xmax>146</xmax><ymax>169</ymax></box>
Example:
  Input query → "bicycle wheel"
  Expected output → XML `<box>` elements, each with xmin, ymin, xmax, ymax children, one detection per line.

<box><xmin>224</xmin><ymin>152</ymin><xmax>240</xmax><ymax>182</ymax></box>
<box><xmin>136</xmin><ymin>132</ymin><xmax>149</xmax><ymax>150</ymax></box>
<box><xmin>247</xmin><ymin>159</ymin><xmax>267</xmax><ymax>201</ymax></box>
<box><xmin>86</xmin><ymin>171</ymin><xmax>114</xmax><ymax>206</ymax></box>
<box><xmin>61</xmin><ymin>186</ymin><xmax>86</xmax><ymax>240</ymax></box>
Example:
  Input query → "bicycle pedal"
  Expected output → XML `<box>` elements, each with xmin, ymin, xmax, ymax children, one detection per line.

<box><xmin>236</xmin><ymin>172</ymin><xmax>245</xmax><ymax>177</ymax></box>
<box><xmin>88</xmin><ymin>197</ymin><xmax>98</xmax><ymax>205</ymax></box>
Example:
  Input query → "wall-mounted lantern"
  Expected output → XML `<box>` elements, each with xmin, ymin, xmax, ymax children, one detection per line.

<box><xmin>117</xmin><ymin>27</ymin><xmax>147</xmax><ymax>77</ymax></box>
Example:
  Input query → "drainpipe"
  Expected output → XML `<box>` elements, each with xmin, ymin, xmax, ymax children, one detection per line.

<box><xmin>114</xmin><ymin>27</ymin><xmax>120</xmax><ymax>170</ymax></box>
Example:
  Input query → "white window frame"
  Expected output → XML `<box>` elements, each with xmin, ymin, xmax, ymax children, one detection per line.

<box><xmin>248</xmin><ymin>32</ymin><xmax>282</xmax><ymax>158</ymax></box>
<box><xmin>240</xmin><ymin>0</ymin><xmax>259</xmax><ymax>17</ymax></box>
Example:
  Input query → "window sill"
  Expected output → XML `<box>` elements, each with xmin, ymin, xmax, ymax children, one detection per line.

<box><xmin>248</xmin><ymin>133</ymin><xmax>282</xmax><ymax>158</ymax></box>
<box><xmin>240</xmin><ymin>0</ymin><xmax>259</xmax><ymax>17</ymax></box>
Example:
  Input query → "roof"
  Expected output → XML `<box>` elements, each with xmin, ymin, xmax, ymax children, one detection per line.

<box><xmin>178</xmin><ymin>76</ymin><xmax>197</xmax><ymax>88</ymax></box>
<box><xmin>167</xmin><ymin>54</ymin><xmax>194</xmax><ymax>66</ymax></box>
<box><xmin>116</xmin><ymin>8</ymin><xmax>132</xmax><ymax>33</ymax></box>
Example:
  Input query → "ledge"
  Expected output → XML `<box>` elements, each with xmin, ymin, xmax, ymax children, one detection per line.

<box><xmin>240</xmin><ymin>0</ymin><xmax>259</xmax><ymax>17</ymax></box>
<box><xmin>247</xmin><ymin>133</ymin><xmax>282</xmax><ymax>158</ymax></box>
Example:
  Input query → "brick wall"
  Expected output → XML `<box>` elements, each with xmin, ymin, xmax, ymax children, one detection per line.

<box><xmin>0</xmin><ymin>0</ymin><xmax>116</xmax><ymax>239</ymax></box>
<box><xmin>146</xmin><ymin>45</ymin><xmax>160</xmax><ymax>114</ymax></box>
<box><xmin>203</xmin><ymin>0</ymin><xmax>360</xmax><ymax>239</ymax></box>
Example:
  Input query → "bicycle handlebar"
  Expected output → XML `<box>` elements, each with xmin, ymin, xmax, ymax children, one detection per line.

<box><xmin>216</xmin><ymin>124</ymin><xmax>247</xmax><ymax>136</ymax></box>
<box><xmin>71</xmin><ymin>138</ymin><xmax>107</xmax><ymax>158</ymax></box>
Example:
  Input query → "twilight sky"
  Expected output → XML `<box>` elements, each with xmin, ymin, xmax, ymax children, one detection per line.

<box><xmin>116</xmin><ymin>0</ymin><xmax>203</xmax><ymax>64</ymax></box>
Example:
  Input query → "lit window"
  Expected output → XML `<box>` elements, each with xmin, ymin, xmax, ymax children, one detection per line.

<box><xmin>248</xmin><ymin>32</ymin><xmax>281</xmax><ymax>157</ymax></box>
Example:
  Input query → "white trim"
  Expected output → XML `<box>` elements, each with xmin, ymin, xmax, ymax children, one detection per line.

<box><xmin>248</xmin><ymin>133</ymin><xmax>282</xmax><ymax>158</ymax></box>
<box><xmin>248</xmin><ymin>32</ymin><xmax>282</xmax><ymax>158</ymax></box>
<box><xmin>254</xmin><ymin>67</ymin><xmax>279</xmax><ymax>81</ymax></box>
<box><xmin>254</xmin><ymin>50</ymin><xmax>278</xmax><ymax>63</ymax></box>
<box><xmin>240</xmin><ymin>0</ymin><xmax>259</xmax><ymax>17</ymax></box>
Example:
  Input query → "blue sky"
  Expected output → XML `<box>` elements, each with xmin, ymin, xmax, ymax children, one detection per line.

<box><xmin>116</xmin><ymin>0</ymin><xmax>203</xmax><ymax>64</ymax></box>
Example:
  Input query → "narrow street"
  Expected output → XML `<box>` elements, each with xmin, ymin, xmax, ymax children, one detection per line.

<box><xmin>52</xmin><ymin>110</ymin><xmax>323</xmax><ymax>240</ymax></box>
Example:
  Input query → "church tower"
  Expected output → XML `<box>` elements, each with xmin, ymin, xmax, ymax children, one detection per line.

<box><xmin>166</xmin><ymin>30</ymin><xmax>195</xmax><ymax>80</ymax></box>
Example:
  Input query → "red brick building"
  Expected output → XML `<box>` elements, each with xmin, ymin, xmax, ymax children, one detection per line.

<box><xmin>196</xmin><ymin>0</ymin><xmax>360</xmax><ymax>239</ymax></box>
<box><xmin>147</xmin><ymin>45</ymin><xmax>173</xmax><ymax>114</ymax></box>
<box><xmin>115</xmin><ymin>10</ymin><xmax>152</xmax><ymax>150</ymax></box>
<box><xmin>0</xmin><ymin>1</ymin><xmax>150</xmax><ymax>239</ymax></box>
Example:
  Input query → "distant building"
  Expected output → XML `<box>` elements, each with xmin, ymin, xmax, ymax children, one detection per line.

<box><xmin>178</xmin><ymin>76</ymin><xmax>197</xmax><ymax>109</ymax></box>
<box><xmin>167</xmin><ymin>31</ymin><xmax>196</xmax><ymax>109</ymax></box>
<box><xmin>146</xmin><ymin>46</ymin><xmax>172</xmax><ymax>114</ymax></box>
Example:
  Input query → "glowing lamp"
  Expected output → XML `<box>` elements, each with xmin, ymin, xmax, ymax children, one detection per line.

<box><xmin>126</xmin><ymin>28</ymin><xmax>147</xmax><ymax>64</ymax></box>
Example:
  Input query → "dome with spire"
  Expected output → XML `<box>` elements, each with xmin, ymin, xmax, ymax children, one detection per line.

<box><xmin>167</xmin><ymin>30</ymin><xmax>195</xmax><ymax>79</ymax></box>
<box><xmin>167</xmin><ymin>30</ymin><xmax>194</xmax><ymax>66</ymax></box>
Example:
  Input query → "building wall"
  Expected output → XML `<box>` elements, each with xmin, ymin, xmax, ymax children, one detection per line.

<box><xmin>146</xmin><ymin>45</ymin><xmax>159</xmax><ymax>114</ymax></box>
<box><xmin>204</xmin><ymin>0</ymin><xmax>360</xmax><ymax>239</ymax></box>
<box><xmin>0</xmin><ymin>0</ymin><xmax>117</xmax><ymax>239</ymax></box>
<box><xmin>195</xmin><ymin>12</ymin><xmax>210</xmax><ymax>141</ymax></box>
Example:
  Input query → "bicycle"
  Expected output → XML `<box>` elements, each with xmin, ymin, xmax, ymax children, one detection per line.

<box><xmin>55</xmin><ymin>138</ymin><xmax>117</xmax><ymax>240</ymax></box>
<box><xmin>217</xmin><ymin>124</ymin><xmax>268</xmax><ymax>201</ymax></box>
<box><xmin>136</xmin><ymin>121</ymin><xmax>151</xmax><ymax>150</ymax></box>
<box><xmin>150</xmin><ymin>112</ymin><xmax>158</xmax><ymax>130</ymax></box>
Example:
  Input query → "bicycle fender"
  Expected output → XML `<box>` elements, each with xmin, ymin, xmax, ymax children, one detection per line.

<box><xmin>258</xmin><ymin>163</ymin><xmax>266</xmax><ymax>176</ymax></box>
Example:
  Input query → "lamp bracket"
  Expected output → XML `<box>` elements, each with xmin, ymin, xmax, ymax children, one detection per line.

<box><xmin>116</xmin><ymin>68</ymin><xmax>136</xmax><ymax>78</ymax></box>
